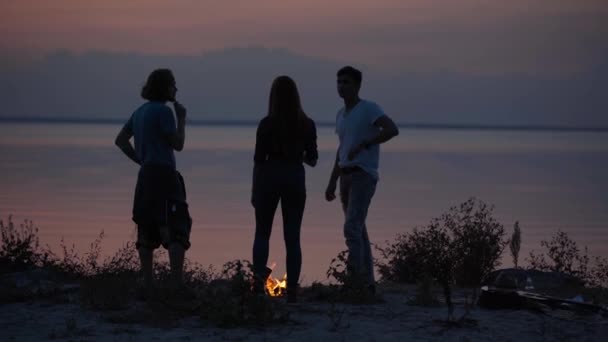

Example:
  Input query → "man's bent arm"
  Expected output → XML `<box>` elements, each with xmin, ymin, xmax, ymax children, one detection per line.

<box><xmin>115</xmin><ymin>126</ymin><xmax>140</xmax><ymax>165</ymax></box>
<box><xmin>366</xmin><ymin>115</ymin><xmax>399</xmax><ymax>147</ymax></box>
<box><xmin>168</xmin><ymin>116</ymin><xmax>186</xmax><ymax>151</ymax></box>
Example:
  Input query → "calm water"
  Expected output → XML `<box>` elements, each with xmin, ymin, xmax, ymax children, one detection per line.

<box><xmin>1</xmin><ymin>123</ymin><xmax>607</xmax><ymax>283</ymax></box>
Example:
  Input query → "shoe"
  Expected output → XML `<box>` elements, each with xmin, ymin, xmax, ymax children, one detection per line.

<box><xmin>253</xmin><ymin>275</ymin><xmax>266</xmax><ymax>295</ymax></box>
<box><xmin>367</xmin><ymin>284</ymin><xmax>376</xmax><ymax>295</ymax></box>
<box><xmin>287</xmin><ymin>284</ymin><xmax>298</xmax><ymax>304</ymax></box>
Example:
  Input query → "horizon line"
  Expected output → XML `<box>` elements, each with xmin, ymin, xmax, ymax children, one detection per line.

<box><xmin>1</xmin><ymin>116</ymin><xmax>607</xmax><ymax>133</ymax></box>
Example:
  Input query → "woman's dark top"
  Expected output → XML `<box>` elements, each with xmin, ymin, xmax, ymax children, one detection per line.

<box><xmin>254</xmin><ymin>116</ymin><xmax>318</xmax><ymax>164</ymax></box>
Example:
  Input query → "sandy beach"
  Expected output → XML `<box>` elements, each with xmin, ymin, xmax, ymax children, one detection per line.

<box><xmin>2</xmin><ymin>282</ymin><xmax>606</xmax><ymax>342</ymax></box>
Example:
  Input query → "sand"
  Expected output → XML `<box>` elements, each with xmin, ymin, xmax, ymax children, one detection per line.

<box><xmin>2</xmin><ymin>285</ymin><xmax>606</xmax><ymax>342</ymax></box>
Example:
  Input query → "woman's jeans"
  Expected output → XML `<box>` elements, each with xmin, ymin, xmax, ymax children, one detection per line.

<box><xmin>339</xmin><ymin>169</ymin><xmax>377</xmax><ymax>285</ymax></box>
<box><xmin>252</xmin><ymin>162</ymin><xmax>306</xmax><ymax>288</ymax></box>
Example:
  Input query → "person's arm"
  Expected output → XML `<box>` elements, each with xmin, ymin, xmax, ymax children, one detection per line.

<box><xmin>347</xmin><ymin>115</ymin><xmax>399</xmax><ymax>160</ymax></box>
<box><xmin>304</xmin><ymin>120</ymin><xmax>318</xmax><ymax>167</ymax></box>
<box><xmin>252</xmin><ymin>120</ymin><xmax>266</xmax><ymax>206</ymax></box>
<box><xmin>115</xmin><ymin>121</ymin><xmax>140</xmax><ymax>165</ymax></box>
<box><xmin>167</xmin><ymin>102</ymin><xmax>186</xmax><ymax>151</ymax></box>
<box><xmin>325</xmin><ymin>151</ymin><xmax>340</xmax><ymax>201</ymax></box>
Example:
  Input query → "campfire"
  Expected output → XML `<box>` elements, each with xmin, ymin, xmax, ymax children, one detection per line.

<box><xmin>266</xmin><ymin>273</ymin><xmax>287</xmax><ymax>296</ymax></box>
<box><xmin>264</xmin><ymin>263</ymin><xmax>287</xmax><ymax>297</ymax></box>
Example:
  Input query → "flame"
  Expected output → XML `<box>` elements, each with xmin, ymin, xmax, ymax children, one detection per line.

<box><xmin>266</xmin><ymin>273</ymin><xmax>287</xmax><ymax>297</ymax></box>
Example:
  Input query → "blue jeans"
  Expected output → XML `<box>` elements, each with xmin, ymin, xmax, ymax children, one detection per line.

<box><xmin>252</xmin><ymin>162</ymin><xmax>306</xmax><ymax>288</ymax></box>
<box><xmin>340</xmin><ymin>169</ymin><xmax>377</xmax><ymax>284</ymax></box>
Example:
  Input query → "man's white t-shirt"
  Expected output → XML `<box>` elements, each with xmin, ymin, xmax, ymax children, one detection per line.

<box><xmin>336</xmin><ymin>99</ymin><xmax>385</xmax><ymax>180</ymax></box>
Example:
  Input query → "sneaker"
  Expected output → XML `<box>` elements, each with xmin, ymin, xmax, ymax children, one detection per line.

<box><xmin>367</xmin><ymin>284</ymin><xmax>376</xmax><ymax>295</ymax></box>
<box><xmin>287</xmin><ymin>285</ymin><xmax>298</xmax><ymax>304</ymax></box>
<box><xmin>253</xmin><ymin>276</ymin><xmax>266</xmax><ymax>296</ymax></box>
<box><xmin>287</xmin><ymin>292</ymin><xmax>297</xmax><ymax>304</ymax></box>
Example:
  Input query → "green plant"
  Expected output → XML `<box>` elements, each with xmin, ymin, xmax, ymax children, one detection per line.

<box><xmin>589</xmin><ymin>256</ymin><xmax>608</xmax><ymax>288</ymax></box>
<box><xmin>447</xmin><ymin>199</ymin><xmax>507</xmax><ymax>288</ymax></box>
<box><xmin>198</xmin><ymin>259</ymin><xmax>287</xmax><ymax>327</ymax></box>
<box><xmin>526</xmin><ymin>230</ymin><xmax>608</xmax><ymax>289</ymax></box>
<box><xmin>326</xmin><ymin>250</ymin><xmax>376</xmax><ymax>304</ymax></box>
<box><xmin>326</xmin><ymin>250</ymin><xmax>350</xmax><ymax>285</ymax></box>
<box><xmin>527</xmin><ymin>230</ymin><xmax>590</xmax><ymax>280</ymax></box>
<box><xmin>377</xmin><ymin>198</ymin><xmax>508</xmax><ymax>319</ymax></box>
<box><xmin>0</xmin><ymin>216</ymin><xmax>51</xmax><ymax>273</ymax></box>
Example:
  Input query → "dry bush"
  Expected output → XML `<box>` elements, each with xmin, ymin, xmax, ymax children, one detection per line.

<box><xmin>527</xmin><ymin>230</ymin><xmax>608</xmax><ymax>288</ymax></box>
<box><xmin>326</xmin><ymin>250</ymin><xmax>378</xmax><ymax>304</ymax></box>
<box><xmin>377</xmin><ymin>198</ymin><xmax>508</xmax><ymax>318</ymax></box>
<box><xmin>198</xmin><ymin>259</ymin><xmax>288</xmax><ymax>327</ymax></box>
<box><xmin>0</xmin><ymin>216</ymin><xmax>51</xmax><ymax>273</ymax></box>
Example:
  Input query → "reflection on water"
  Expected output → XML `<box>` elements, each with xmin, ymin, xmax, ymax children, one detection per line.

<box><xmin>1</xmin><ymin>123</ymin><xmax>607</xmax><ymax>283</ymax></box>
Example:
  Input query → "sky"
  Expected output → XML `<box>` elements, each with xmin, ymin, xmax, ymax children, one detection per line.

<box><xmin>1</xmin><ymin>0</ymin><xmax>607</xmax><ymax>126</ymax></box>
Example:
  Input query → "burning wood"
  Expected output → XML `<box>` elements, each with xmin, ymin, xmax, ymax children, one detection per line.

<box><xmin>266</xmin><ymin>273</ymin><xmax>287</xmax><ymax>297</ymax></box>
<box><xmin>262</xmin><ymin>263</ymin><xmax>287</xmax><ymax>297</ymax></box>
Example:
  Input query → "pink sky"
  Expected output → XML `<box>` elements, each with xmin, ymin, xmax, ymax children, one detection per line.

<box><xmin>1</xmin><ymin>0</ymin><xmax>607</xmax><ymax>74</ymax></box>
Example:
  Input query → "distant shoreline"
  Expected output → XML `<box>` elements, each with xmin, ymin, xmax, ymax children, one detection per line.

<box><xmin>1</xmin><ymin>116</ymin><xmax>607</xmax><ymax>133</ymax></box>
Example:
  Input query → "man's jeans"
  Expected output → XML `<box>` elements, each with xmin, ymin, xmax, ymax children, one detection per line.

<box><xmin>339</xmin><ymin>169</ymin><xmax>377</xmax><ymax>285</ymax></box>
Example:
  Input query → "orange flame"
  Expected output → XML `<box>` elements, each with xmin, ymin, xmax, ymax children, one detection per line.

<box><xmin>266</xmin><ymin>273</ymin><xmax>287</xmax><ymax>297</ymax></box>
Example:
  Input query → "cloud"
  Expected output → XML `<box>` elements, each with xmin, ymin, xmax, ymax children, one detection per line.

<box><xmin>1</xmin><ymin>47</ymin><xmax>606</xmax><ymax>127</ymax></box>
<box><xmin>1</xmin><ymin>1</ymin><xmax>606</xmax><ymax>75</ymax></box>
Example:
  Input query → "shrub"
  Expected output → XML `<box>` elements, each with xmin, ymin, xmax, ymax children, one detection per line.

<box><xmin>326</xmin><ymin>250</ymin><xmax>377</xmax><ymax>303</ymax></box>
<box><xmin>198</xmin><ymin>260</ymin><xmax>287</xmax><ymax>327</ymax></box>
<box><xmin>379</xmin><ymin>198</ymin><xmax>507</xmax><ymax>287</ymax></box>
<box><xmin>589</xmin><ymin>256</ymin><xmax>608</xmax><ymax>288</ymax></box>
<box><xmin>377</xmin><ymin>198</ymin><xmax>508</xmax><ymax>318</ymax></box>
<box><xmin>0</xmin><ymin>216</ymin><xmax>51</xmax><ymax>273</ymax></box>
<box><xmin>527</xmin><ymin>230</ymin><xmax>590</xmax><ymax>280</ymax></box>
<box><xmin>326</xmin><ymin>250</ymin><xmax>350</xmax><ymax>285</ymax></box>
<box><xmin>449</xmin><ymin>199</ymin><xmax>507</xmax><ymax>287</ymax></box>
<box><xmin>526</xmin><ymin>230</ymin><xmax>608</xmax><ymax>288</ymax></box>
<box><xmin>0</xmin><ymin>215</ymin><xmax>291</xmax><ymax>326</ymax></box>
<box><xmin>385</xmin><ymin>221</ymin><xmax>456</xmax><ymax>315</ymax></box>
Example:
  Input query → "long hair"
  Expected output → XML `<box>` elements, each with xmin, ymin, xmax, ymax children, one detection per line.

<box><xmin>266</xmin><ymin>76</ymin><xmax>309</xmax><ymax>156</ymax></box>
<box><xmin>141</xmin><ymin>69</ymin><xmax>175</xmax><ymax>101</ymax></box>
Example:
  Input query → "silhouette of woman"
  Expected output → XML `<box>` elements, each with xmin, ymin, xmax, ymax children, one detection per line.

<box><xmin>251</xmin><ymin>76</ymin><xmax>318</xmax><ymax>303</ymax></box>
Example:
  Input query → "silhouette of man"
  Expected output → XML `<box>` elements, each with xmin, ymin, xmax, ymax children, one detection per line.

<box><xmin>115</xmin><ymin>69</ymin><xmax>192</xmax><ymax>297</ymax></box>
<box><xmin>325</xmin><ymin>66</ymin><xmax>399</xmax><ymax>292</ymax></box>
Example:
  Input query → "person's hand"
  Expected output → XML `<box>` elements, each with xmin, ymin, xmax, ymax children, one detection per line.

<box><xmin>347</xmin><ymin>142</ymin><xmax>367</xmax><ymax>161</ymax></box>
<box><xmin>304</xmin><ymin>155</ymin><xmax>317</xmax><ymax>167</ymax></box>
<box><xmin>173</xmin><ymin>101</ymin><xmax>187</xmax><ymax>120</ymax></box>
<box><xmin>325</xmin><ymin>181</ymin><xmax>337</xmax><ymax>202</ymax></box>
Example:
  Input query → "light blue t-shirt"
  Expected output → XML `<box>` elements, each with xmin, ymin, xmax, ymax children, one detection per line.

<box><xmin>124</xmin><ymin>101</ymin><xmax>177</xmax><ymax>168</ymax></box>
<box><xmin>335</xmin><ymin>99</ymin><xmax>385</xmax><ymax>180</ymax></box>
